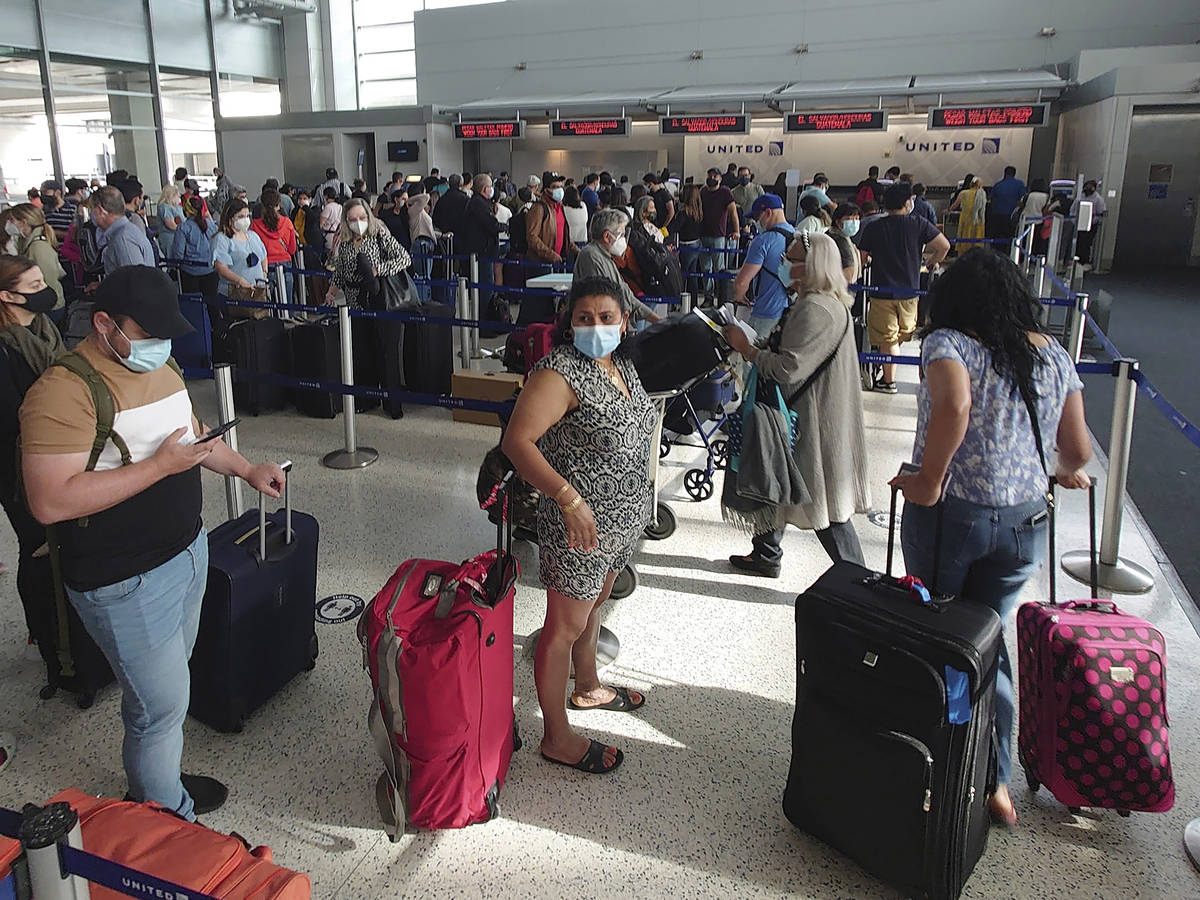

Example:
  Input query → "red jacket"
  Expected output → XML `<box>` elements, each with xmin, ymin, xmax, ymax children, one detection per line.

<box><xmin>250</xmin><ymin>214</ymin><xmax>298</xmax><ymax>263</ymax></box>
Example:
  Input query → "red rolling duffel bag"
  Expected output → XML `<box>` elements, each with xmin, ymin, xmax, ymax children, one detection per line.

<box><xmin>360</xmin><ymin>476</ymin><xmax>519</xmax><ymax>838</ymax></box>
<box><xmin>1016</xmin><ymin>480</ymin><xmax>1174</xmax><ymax>815</ymax></box>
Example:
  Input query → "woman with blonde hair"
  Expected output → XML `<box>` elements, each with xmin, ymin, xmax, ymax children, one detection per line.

<box><xmin>155</xmin><ymin>184</ymin><xmax>185</xmax><ymax>260</ymax></box>
<box><xmin>6</xmin><ymin>204</ymin><xmax>65</xmax><ymax>310</ymax></box>
<box><xmin>722</xmin><ymin>231</ymin><xmax>870</xmax><ymax>576</ymax></box>
<box><xmin>330</xmin><ymin>198</ymin><xmax>410</xmax><ymax>309</ymax></box>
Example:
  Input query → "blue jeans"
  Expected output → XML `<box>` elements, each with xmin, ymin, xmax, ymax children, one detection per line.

<box><xmin>699</xmin><ymin>236</ymin><xmax>728</xmax><ymax>294</ymax></box>
<box><xmin>901</xmin><ymin>494</ymin><xmax>1048</xmax><ymax>786</ymax></box>
<box><xmin>68</xmin><ymin>530</ymin><xmax>209</xmax><ymax>821</ymax></box>
<box><xmin>679</xmin><ymin>241</ymin><xmax>702</xmax><ymax>295</ymax></box>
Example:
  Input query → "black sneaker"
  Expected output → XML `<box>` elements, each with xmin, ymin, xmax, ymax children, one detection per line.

<box><xmin>729</xmin><ymin>553</ymin><xmax>782</xmax><ymax>578</ymax></box>
<box><xmin>874</xmin><ymin>380</ymin><xmax>899</xmax><ymax>394</ymax></box>
<box><xmin>182</xmin><ymin>774</ymin><xmax>229</xmax><ymax>815</ymax></box>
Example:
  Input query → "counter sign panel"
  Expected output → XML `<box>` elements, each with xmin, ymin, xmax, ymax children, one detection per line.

<box><xmin>453</xmin><ymin>121</ymin><xmax>525</xmax><ymax>140</ymax></box>
<box><xmin>551</xmin><ymin>118</ymin><xmax>631</xmax><ymax>137</ymax></box>
<box><xmin>659</xmin><ymin>115</ymin><xmax>750</xmax><ymax>135</ymax></box>
<box><xmin>928</xmin><ymin>104</ymin><xmax>1049</xmax><ymax>129</ymax></box>
<box><xmin>785</xmin><ymin>110</ymin><xmax>888</xmax><ymax>133</ymax></box>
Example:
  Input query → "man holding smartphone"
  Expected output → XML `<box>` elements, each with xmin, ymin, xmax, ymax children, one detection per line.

<box><xmin>19</xmin><ymin>265</ymin><xmax>285</xmax><ymax>821</ymax></box>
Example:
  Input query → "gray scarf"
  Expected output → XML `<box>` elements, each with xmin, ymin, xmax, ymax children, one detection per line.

<box><xmin>720</xmin><ymin>400</ymin><xmax>810</xmax><ymax>535</ymax></box>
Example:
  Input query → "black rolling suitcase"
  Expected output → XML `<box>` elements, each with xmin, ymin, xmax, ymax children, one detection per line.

<box><xmin>22</xmin><ymin>548</ymin><xmax>114</xmax><ymax>709</ymax></box>
<box><xmin>376</xmin><ymin>318</ymin><xmax>406</xmax><ymax>419</ymax></box>
<box><xmin>400</xmin><ymin>302</ymin><xmax>453</xmax><ymax>396</ymax></box>
<box><xmin>288</xmin><ymin>318</ymin><xmax>380</xmax><ymax>418</ymax></box>
<box><xmin>430</xmin><ymin>234</ymin><xmax>456</xmax><ymax>306</ymax></box>
<box><xmin>228</xmin><ymin>318</ymin><xmax>290</xmax><ymax>415</ymax></box>
<box><xmin>189</xmin><ymin>463</ymin><xmax>319</xmax><ymax>733</ymax></box>
<box><xmin>784</xmin><ymin>487</ymin><xmax>1002</xmax><ymax>900</ymax></box>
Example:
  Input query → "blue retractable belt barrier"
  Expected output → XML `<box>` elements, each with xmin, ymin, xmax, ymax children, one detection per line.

<box><xmin>227</xmin><ymin>369</ymin><xmax>515</xmax><ymax>415</ymax></box>
<box><xmin>62</xmin><ymin>845</ymin><xmax>222</xmax><ymax>900</ymax></box>
<box><xmin>1082</xmin><ymin>310</ymin><xmax>1121</xmax><ymax>360</ymax></box>
<box><xmin>1132</xmin><ymin>370</ymin><xmax>1200</xmax><ymax>451</ymax></box>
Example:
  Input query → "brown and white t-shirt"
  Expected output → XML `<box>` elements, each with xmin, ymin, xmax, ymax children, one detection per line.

<box><xmin>20</xmin><ymin>334</ymin><xmax>203</xmax><ymax>591</ymax></box>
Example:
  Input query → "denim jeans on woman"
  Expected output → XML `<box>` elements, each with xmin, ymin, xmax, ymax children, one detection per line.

<box><xmin>67</xmin><ymin>530</ymin><xmax>209</xmax><ymax>821</ymax></box>
<box><xmin>901</xmin><ymin>494</ymin><xmax>1048</xmax><ymax>786</ymax></box>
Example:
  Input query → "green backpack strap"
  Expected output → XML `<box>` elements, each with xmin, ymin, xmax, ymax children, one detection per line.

<box><xmin>50</xmin><ymin>352</ymin><xmax>132</xmax><ymax>472</ymax></box>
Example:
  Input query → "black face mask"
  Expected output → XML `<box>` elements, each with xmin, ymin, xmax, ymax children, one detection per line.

<box><xmin>7</xmin><ymin>286</ymin><xmax>57</xmax><ymax>314</ymax></box>
<box><xmin>706</xmin><ymin>178</ymin><xmax>719</xmax><ymax>188</ymax></box>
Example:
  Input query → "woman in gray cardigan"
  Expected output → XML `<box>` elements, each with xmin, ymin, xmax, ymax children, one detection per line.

<box><xmin>722</xmin><ymin>231</ymin><xmax>870</xmax><ymax>577</ymax></box>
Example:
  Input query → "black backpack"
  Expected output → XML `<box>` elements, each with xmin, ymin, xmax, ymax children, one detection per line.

<box><xmin>508</xmin><ymin>207</ymin><xmax>529</xmax><ymax>255</ymax></box>
<box><xmin>627</xmin><ymin>224</ymin><xmax>684</xmax><ymax>299</ymax></box>
<box><xmin>303</xmin><ymin>202</ymin><xmax>326</xmax><ymax>252</ymax></box>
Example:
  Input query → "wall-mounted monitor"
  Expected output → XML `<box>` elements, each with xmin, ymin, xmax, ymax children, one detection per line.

<box><xmin>386</xmin><ymin>141</ymin><xmax>420</xmax><ymax>162</ymax></box>
<box><xmin>453</xmin><ymin>121</ymin><xmax>525</xmax><ymax>140</ymax></box>
<box><xmin>927</xmin><ymin>104</ymin><xmax>1049</xmax><ymax>129</ymax></box>
<box><xmin>784</xmin><ymin>109</ymin><xmax>888</xmax><ymax>133</ymax></box>
<box><xmin>658</xmin><ymin>115</ymin><xmax>750</xmax><ymax>135</ymax></box>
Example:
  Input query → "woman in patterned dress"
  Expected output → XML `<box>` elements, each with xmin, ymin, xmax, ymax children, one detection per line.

<box><xmin>502</xmin><ymin>276</ymin><xmax>655</xmax><ymax>775</ymax></box>
<box><xmin>891</xmin><ymin>248</ymin><xmax>1093</xmax><ymax>826</ymax></box>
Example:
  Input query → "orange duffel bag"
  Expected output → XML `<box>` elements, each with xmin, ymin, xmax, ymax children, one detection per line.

<box><xmin>46</xmin><ymin>789</ymin><xmax>310</xmax><ymax>899</ymax></box>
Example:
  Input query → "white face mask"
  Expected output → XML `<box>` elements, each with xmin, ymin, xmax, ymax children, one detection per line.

<box><xmin>608</xmin><ymin>233</ymin><xmax>627</xmax><ymax>257</ymax></box>
<box><xmin>4</xmin><ymin>222</ymin><xmax>21</xmax><ymax>238</ymax></box>
<box><xmin>233</xmin><ymin>217</ymin><xmax>251</xmax><ymax>233</ymax></box>
<box><xmin>350</xmin><ymin>219</ymin><xmax>368</xmax><ymax>236</ymax></box>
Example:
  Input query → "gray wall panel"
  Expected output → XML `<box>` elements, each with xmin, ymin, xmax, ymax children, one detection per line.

<box><xmin>0</xmin><ymin>0</ymin><xmax>40</xmax><ymax>50</ymax></box>
<box><xmin>415</xmin><ymin>0</ymin><xmax>1200</xmax><ymax>106</ymax></box>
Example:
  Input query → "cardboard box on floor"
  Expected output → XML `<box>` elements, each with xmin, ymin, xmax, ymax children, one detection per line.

<box><xmin>452</xmin><ymin>370</ymin><xmax>523</xmax><ymax>426</ymax></box>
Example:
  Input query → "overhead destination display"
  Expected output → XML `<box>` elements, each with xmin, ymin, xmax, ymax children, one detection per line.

<box><xmin>659</xmin><ymin>114</ymin><xmax>750</xmax><ymax>135</ymax></box>
<box><xmin>453</xmin><ymin>120</ymin><xmax>525</xmax><ymax>140</ymax></box>
<box><xmin>928</xmin><ymin>104</ymin><xmax>1049</xmax><ymax>129</ymax></box>
<box><xmin>551</xmin><ymin>118</ymin><xmax>631</xmax><ymax>137</ymax></box>
<box><xmin>785</xmin><ymin>109</ymin><xmax>888</xmax><ymax>133</ymax></box>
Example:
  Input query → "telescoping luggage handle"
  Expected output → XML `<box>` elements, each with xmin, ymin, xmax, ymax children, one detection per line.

<box><xmin>258</xmin><ymin>460</ymin><xmax>293</xmax><ymax>562</ymax></box>
<box><xmin>885</xmin><ymin>481</ymin><xmax>945</xmax><ymax>595</ymax></box>
<box><xmin>1048</xmin><ymin>476</ymin><xmax>1099</xmax><ymax>605</ymax></box>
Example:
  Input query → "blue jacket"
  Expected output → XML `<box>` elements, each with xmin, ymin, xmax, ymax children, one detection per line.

<box><xmin>171</xmin><ymin>217</ymin><xmax>219</xmax><ymax>275</ymax></box>
<box><xmin>98</xmin><ymin>215</ymin><xmax>156</xmax><ymax>274</ymax></box>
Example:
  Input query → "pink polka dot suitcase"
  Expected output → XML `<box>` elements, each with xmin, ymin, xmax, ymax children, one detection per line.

<box><xmin>1016</xmin><ymin>481</ymin><xmax>1174</xmax><ymax>814</ymax></box>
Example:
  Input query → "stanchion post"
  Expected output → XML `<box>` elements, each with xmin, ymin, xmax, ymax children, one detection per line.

<box><xmin>456</xmin><ymin>276</ymin><xmax>472</xmax><ymax>370</ymax></box>
<box><xmin>468</xmin><ymin>253</ymin><xmax>482</xmax><ymax>358</ymax></box>
<box><xmin>681</xmin><ymin>291</ymin><xmax>693</xmax><ymax>314</ymax></box>
<box><xmin>1022</xmin><ymin>223</ymin><xmax>1035</xmax><ymax>272</ymax></box>
<box><xmin>1009</xmin><ymin>236</ymin><xmax>1020</xmax><ymax>266</ymax></box>
<box><xmin>293</xmin><ymin>252</ymin><xmax>307</xmax><ymax>306</ymax></box>
<box><xmin>321</xmin><ymin>304</ymin><xmax>378</xmax><ymax>470</ymax></box>
<box><xmin>1066</xmin><ymin>292</ymin><xmax>1089</xmax><ymax>363</ymax></box>
<box><xmin>272</xmin><ymin>265</ymin><xmax>290</xmax><ymax>320</ymax></box>
<box><xmin>1062</xmin><ymin>358</ymin><xmax>1155</xmax><ymax>595</ymax></box>
<box><xmin>213</xmin><ymin>364</ymin><xmax>244</xmax><ymax>519</ymax></box>
<box><xmin>1068</xmin><ymin>256</ymin><xmax>1084</xmax><ymax>296</ymax></box>
<box><xmin>20</xmin><ymin>802</ymin><xmax>90</xmax><ymax>900</ymax></box>
<box><xmin>1032</xmin><ymin>256</ymin><xmax>1048</xmax><ymax>325</ymax></box>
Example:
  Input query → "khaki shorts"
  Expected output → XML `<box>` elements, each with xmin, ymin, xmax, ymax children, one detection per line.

<box><xmin>867</xmin><ymin>298</ymin><xmax>918</xmax><ymax>347</ymax></box>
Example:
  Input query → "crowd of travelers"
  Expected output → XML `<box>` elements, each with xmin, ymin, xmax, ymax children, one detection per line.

<box><xmin>0</xmin><ymin>156</ymin><xmax>1090</xmax><ymax>837</ymax></box>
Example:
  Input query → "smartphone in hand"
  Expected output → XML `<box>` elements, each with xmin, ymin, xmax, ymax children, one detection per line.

<box><xmin>196</xmin><ymin>418</ymin><xmax>241</xmax><ymax>444</ymax></box>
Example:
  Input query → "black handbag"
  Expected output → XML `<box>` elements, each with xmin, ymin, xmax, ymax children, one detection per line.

<box><xmin>373</xmin><ymin>268</ymin><xmax>420</xmax><ymax>311</ymax></box>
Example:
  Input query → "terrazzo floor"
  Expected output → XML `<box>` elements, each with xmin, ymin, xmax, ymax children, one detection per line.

<box><xmin>2</xmin><ymin>357</ymin><xmax>1199</xmax><ymax>899</ymax></box>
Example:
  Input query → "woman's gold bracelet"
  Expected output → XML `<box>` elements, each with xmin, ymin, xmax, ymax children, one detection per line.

<box><xmin>560</xmin><ymin>495</ymin><xmax>583</xmax><ymax>513</ymax></box>
<box><xmin>554</xmin><ymin>482</ymin><xmax>574</xmax><ymax>501</ymax></box>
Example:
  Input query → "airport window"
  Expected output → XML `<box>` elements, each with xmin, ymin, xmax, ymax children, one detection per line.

<box><xmin>353</xmin><ymin>0</ymin><xmax>506</xmax><ymax>109</ymax></box>
<box><xmin>0</xmin><ymin>51</ymin><xmax>55</xmax><ymax>200</ymax></box>
<box><xmin>216</xmin><ymin>73</ymin><xmax>282</xmax><ymax>119</ymax></box>
<box><xmin>159</xmin><ymin>69</ymin><xmax>218</xmax><ymax>187</ymax></box>
<box><xmin>50</xmin><ymin>58</ymin><xmax>161</xmax><ymax>188</ymax></box>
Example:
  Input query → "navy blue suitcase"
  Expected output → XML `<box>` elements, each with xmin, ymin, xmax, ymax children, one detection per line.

<box><xmin>171</xmin><ymin>293</ymin><xmax>213</xmax><ymax>370</ymax></box>
<box><xmin>189</xmin><ymin>463</ymin><xmax>319</xmax><ymax>733</ymax></box>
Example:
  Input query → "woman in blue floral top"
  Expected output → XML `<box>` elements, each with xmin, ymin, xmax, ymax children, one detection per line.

<box><xmin>891</xmin><ymin>248</ymin><xmax>1093</xmax><ymax>827</ymax></box>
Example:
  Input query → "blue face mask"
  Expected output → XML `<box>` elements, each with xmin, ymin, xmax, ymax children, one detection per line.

<box><xmin>107</xmin><ymin>324</ymin><xmax>172</xmax><ymax>373</ymax></box>
<box><xmin>841</xmin><ymin>218</ymin><xmax>860</xmax><ymax>237</ymax></box>
<box><xmin>550</xmin><ymin>188</ymin><xmax>565</xmax><ymax>203</ymax></box>
<box><xmin>777</xmin><ymin>260</ymin><xmax>795</xmax><ymax>287</ymax></box>
<box><xmin>572</xmin><ymin>324</ymin><xmax>622</xmax><ymax>359</ymax></box>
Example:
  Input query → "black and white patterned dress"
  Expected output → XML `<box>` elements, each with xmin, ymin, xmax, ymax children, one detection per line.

<box><xmin>534</xmin><ymin>344</ymin><xmax>656</xmax><ymax>602</ymax></box>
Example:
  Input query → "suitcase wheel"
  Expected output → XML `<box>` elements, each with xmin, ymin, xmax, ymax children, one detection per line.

<box><xmin>75</xmin><ymin>690</ymin><xmax>96</xmax><ymax>710</ymax></box>
<box><xmin>1025</xmin><ymin>771</ymin><xmax>1040</xmax><ymax>793</ymax></box>
<box><xmin>610</xmin><ymin>564</ymin><xmax>638</xmax><ymax>601</ymax></box>
<box><xmin>306</xmin><ymin>634</ymin><xmax>319</xmax><ymax>671</ymax></box>
<box><xmin>1117</xmin><ymin>809</ymin><xmax>1131</xmax><ymax>818</ymax></box>
<box><xmin>711</xmin><ymin>439</ymin><xmax>730</xmax><ymax>471</ymax></box>
<box><xmin>1067</xmin><ymin>806</ymin><xmax>1082</xmax><ymax>815</ymax></box>
<box><xmin>683</xmin><ymin>469</ymin><xmax>714</xmax><ymax>502</ymax></box>
<box><xmin>39</xmin><ymin>684</ymin><xmax>57</xmax><ymax>701</ymax></box>
<box><xmin>643</xmin><ymin>502</ymin><xmax>677</xmax><ymax>541</ymax></box>
<box><xmin>659</xmin><ymin>438</ymin><xmax>671</xmax><ymax>460</ymax></box>
<box><xmin>388</xmin><ymin>834</ymin><xmax>401</xmax><ymax>844</ymax></box>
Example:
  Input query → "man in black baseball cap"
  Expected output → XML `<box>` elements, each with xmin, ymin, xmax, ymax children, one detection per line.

<box><xmin>20</xmin><ymin>264</ymin><xmax>285</xmax><ymax>822</ymax></box>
